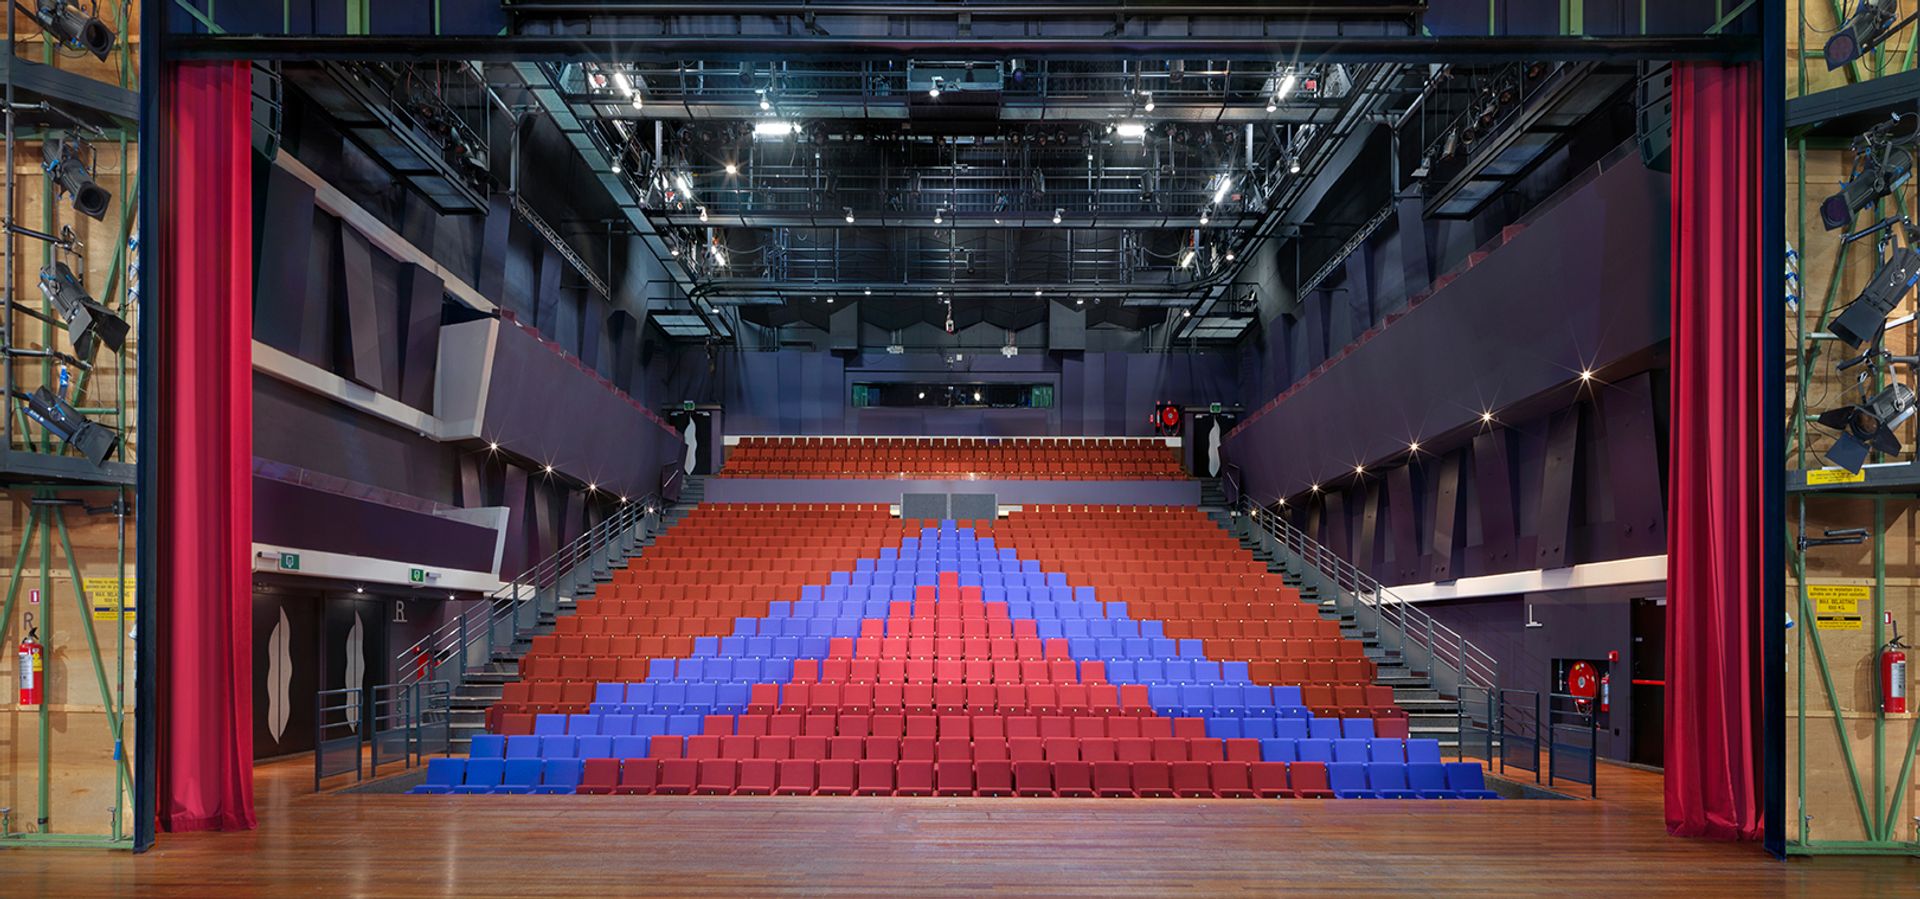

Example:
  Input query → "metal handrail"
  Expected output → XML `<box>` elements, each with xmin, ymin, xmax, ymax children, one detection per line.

<box><xmin>1235</xmin><ymin>497</ymin><xmax>1499</xmax><ymax>696</ymax></box>
<box><xmin>393</xmin><ymin>491</ymin><xmax>668</xmax><ymax>689</ymax></box>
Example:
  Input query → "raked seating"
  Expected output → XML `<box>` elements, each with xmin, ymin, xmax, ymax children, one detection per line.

<box><xmin>421</xmin><ymin>505</ymin><xmax>1487</xmax><ymax>799</ymax></box>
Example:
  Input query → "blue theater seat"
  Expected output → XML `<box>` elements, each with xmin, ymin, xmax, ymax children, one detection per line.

<box><xmin>1327</xmin><ymin>762</ymin><xmax>1375</xmax><ymax>798</ymax></box>
<box><xmin>1296</xmin><ymin>739</ymin><xmax>1333</xmax><ymax>763</ymax></box>
<box><xmin>411</xmin><ymin>758</ymin><xmax>465</xmax><ymax>794</ymax></box>
<box><xmin>505</xmin><ymin>735</ymin><xmax>541</xmax><ymax>759</ymax></box>
<box><xmin>578</xmin><ymin>736</ymin><xmax>613</xmax><ymax>759</ymax></box>
<box><xmin>1308</xmin><ymin>718</ymin><xmax>1342</xmax><ymax>740</ymax></box>
<box><xmin>498</xmin><ymin>758</ymin><xmax>544</xmax><ymax>794</ymax></box>
<box><xmin>1260</xmin><ymin>739</ymin><xmax>1298</xmax><ymax>762</ymax></box>
<box><xmin>536</xmin><ymin>759</ymin><xmax>584</xmax><ymax>794</ymax></box>
<box><xmin>456</xmin><ymin>759</ymin><xmax>504</xmax><ymax>794</ymax></box>
<box><xmin>534</xmin><ymin>714</ymin><xmax>568</xmax><ymax>736</ymax></box>
<box><xmin>1341</xmin><ymin>718</ymin><xmax>1374</xmax><ymax>740</ymax></box>
<box><xmin>1367</xmin><ymin>739</ymin><xmax>1405</xmax><ymax>763</ymax></box>
<box><xmin>540</xmin><ymin>735</ymin><xmax>578</xmax><ymax>759</ymax></box>
<box><xmin>613</xmin><ymin>736</ymin><xmax>651</xmax><ymax>759</ymax></box>
<box><xmin>1274</xmin><ymin>719</ymin><xmax>1309</xmax><ymax>740</ymax></box>
<box><xmin>469</xmin><ymin>734</ymin><xmax>505</xmax><ymax>759</ymax></box>
<box><xmin>1444</xmin><ymin>763</ymin><xmax>1500</xmax><ymax>799</ymax></box>
<box><xmin>1331</xmin><ymin>739</ymin><xmax>1370</xmax><ymax>763</ymax></box>
<box><xmin>1407</xmin><ymin>739</ymin><xmax>1443</xmax><ymax>765</ymax></box>
<box><xmin>1407</xmin><ymin>763</ymin><xmax>1456</xmax><ymax>799</ymax></box>
<box><xmin>1365</xmin><ymin>763</ymin><xmax>1417</xmax><ymax>798</ymax></box>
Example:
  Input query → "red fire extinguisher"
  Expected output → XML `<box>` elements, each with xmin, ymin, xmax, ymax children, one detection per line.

<box><xmin>17</xmin><ymin>613</ymin><xmax>43</xmax><ymax>707</ymax></box>
<box><xmin>1599</xmin><ymin>672</ymin><xmax>1611</xmax><ymax>714</ymax></box>
<box><xmin>1882</xmin><ymin>614</ymin><xmax>1908</xmax><ymax>716</ymax></box>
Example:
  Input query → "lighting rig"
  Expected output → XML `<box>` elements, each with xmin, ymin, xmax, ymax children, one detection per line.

<box><xmin>1817</xmin><ymin>216</ymin><xmax>1920</xmax><ymax>472</ymax></box>
<box><xmin>1826</xmin><ymin>0</ymin><xmax>1919</xmax><ymax>71</ymax></box>
<box><xmin>1822</xmin><ymin>114</ymin><xmax>1918</xmax><ymax>232</ymax></box>
<box><xmin>17</xmin><ymin>0</ymin><xmax>116</xmax><ymax>61</ymax></box>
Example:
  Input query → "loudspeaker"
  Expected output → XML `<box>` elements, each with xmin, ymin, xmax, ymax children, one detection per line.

<box><xmin>1048</xmin><ymin>300</ymin><xmax>1086</xmax><ymax>351</ymax></box>
<box><xmin>830</xmin><ymin>301</ymin><xmax>860</xmax><ymax>351</ymax></box>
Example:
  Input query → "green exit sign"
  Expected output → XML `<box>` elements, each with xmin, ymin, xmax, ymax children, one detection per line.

<box><xmin>682</xmin><ymin>400</ymin><xmax>696</xmax><ymax>411</ymax></box>
<box><xmin>1210</xmin><ymin>402</ymin><xmax>1222</xmax><ymax>414</ymax></box>
<box><xmin>279</xmin><ymin>553</ymin><xmax>299</xmax><ymax>571</ymax></box>
<box><xmin>409</xmin><ymin>568</ymin><xmax>426</xmax><ymax>583</ymax></box>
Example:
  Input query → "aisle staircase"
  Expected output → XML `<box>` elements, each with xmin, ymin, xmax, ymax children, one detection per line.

<box><xmin>408</xmin><ymin>489</ymin><xmax>698</xmax><ymax>753</ymax></box>
<box><xmin>1209</xmin><ymin>509</ymin><xmax>1463</xmax><ymax>749</ymax></box>
<box><xmin>1218</xmin><ymin>504</ymin><xmax>1500</xmax><ymax>752</ymax></box>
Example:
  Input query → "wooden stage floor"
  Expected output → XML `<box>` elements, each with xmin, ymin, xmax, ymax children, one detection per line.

<box><xmin>0</xmin><ymin>756</ymin><xmax>1910</xmax><ymax>896</ymax></box>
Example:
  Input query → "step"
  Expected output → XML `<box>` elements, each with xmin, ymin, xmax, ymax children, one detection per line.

<box><xmin>453</xmin><ymin>685</ymin><xmax>503</xmax><ymax>702</ymax></box>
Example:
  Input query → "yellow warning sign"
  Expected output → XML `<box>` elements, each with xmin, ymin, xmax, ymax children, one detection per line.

<box><xmin>1807</xmin><ymin>583</ymin><xmax>1870</xmax><ymax>616</ymax></box>
<box><xmin>83</xmin><ymin>577</ymin><xmax>133</xmax><ymax>621</ymax></box>
<box><xmin>1816</xmin><ymin>614</ymin><xmax>1863</xmax><ymax>631</ymax></box>
<box><xmin>82</xmin><ymin>576</ymin><xmax>132</xmax><ymax>604</ymax></box>
<box><xmin>1806</xmin><ymin>468</ymin><xmax>1868</xmax><ymax>485</ymax></box>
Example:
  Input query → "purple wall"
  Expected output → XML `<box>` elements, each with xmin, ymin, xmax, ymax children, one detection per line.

<box><xmin>655</xmin><ymin>348</ymin><xmax>1236</xmax><ymax>438</ymax></box>
<box><xmin>486</xmin><ymin>318</ymin><xmax>684</xmax><ymax>501</ymax></box>
<box><xmin>1224</xmin><ymin>154</ymin><xmax>1668</xmax><ymax>504</ymax></box>
<box><xmin>1419</xmin><ymin>586</ymin><xmax>1660</xmax><ymax>765</ymax></box>
<box><xmin>253</xmin><ymin>476</ymin><xmax>499</xmax><ymax>573</ymax></box>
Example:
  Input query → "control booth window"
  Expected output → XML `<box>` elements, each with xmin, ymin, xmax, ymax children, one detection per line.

<box><xmin>852</xmin><ymin>383</ymin><xmax>1053</xmax><ymax>408</ymax></box>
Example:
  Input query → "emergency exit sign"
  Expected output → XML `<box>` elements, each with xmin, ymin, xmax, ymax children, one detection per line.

<box><xmin>279</xmin><ymin>553</ymin><xmax>299</xmax><ymax>571</ymax></box>
<box><xmin>1210</xmin><ymin>403</ymin><xmax>1222</xmax><ymax>414</ymax></box>
<box><xmin>409</xmin><ymin>568</ymin><xmax>426</xmax><ymax>583</ymax></box>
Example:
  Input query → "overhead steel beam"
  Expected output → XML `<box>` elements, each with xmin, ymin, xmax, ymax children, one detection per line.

<box><xmin>660</xmin><ymin>212</ymin><xmax>1257</xmax><ymax>230</ymax></box>
<box><xmin>575</xmin><ymin>99</ymin><xmax>1342</xmax><ymax>125</ymax></box>
<box><xmin>169</xmin><ymin>35</ymin><xmax>1751</xmax><ymax>64</ymax></box>
<box><xmin>689</xmin><ymin>278</ymin><xmax>1223</xmax><ymax>306</ymax></box>
<box><xmin>509</xmin><ymin>61</ymin><xmax>732</xmax><ymax>340</ymax></box>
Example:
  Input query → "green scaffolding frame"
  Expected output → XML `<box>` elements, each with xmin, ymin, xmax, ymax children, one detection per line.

<box><xmin>0</xmin><ymin>5</ymin><xmax>141</xmax><ymax>849</ymax></box>
<box><xmin>1786</xmin><ymin>3</ymin><xmax>1920</xmax><ymax>856</ymax></box>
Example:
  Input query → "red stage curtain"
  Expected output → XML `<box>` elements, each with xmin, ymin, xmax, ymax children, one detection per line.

<box><xmin>1665</xmin><ymin>61</ymin><xmax>1762</xmax><ymax>841</ymax></box>
<box><xmin>158</xmin><ymin>61</ymin><xmax>256</xmax><ymax>832</ymax></box>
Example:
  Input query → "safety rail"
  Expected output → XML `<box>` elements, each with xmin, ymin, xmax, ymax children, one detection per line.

<box><xmin>1220</xmin><ymin>462</ymin><xmax>1243</xmax><ymax>507</ymax></box>
<box><xmin>393</xmin><ymin>492</ymin><xmax>669</xmax><ymax>693</ymax></box>
<box><xmin>1232</xmin><ymin>498</ymin><xmax>1499</xmax><ymax>699</ymax></box>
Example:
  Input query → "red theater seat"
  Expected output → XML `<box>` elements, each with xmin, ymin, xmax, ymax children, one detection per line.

<box><xmin>1013</xmin><ymin>761</ymin><xmax>1053</xmax><ymax>797</ymax></box>
<box><xmin>1051</xmin><ymin>761</ymin><xmax>1095</xmax><ymax>797</ymax></box>
<box><xmin>817</xmin><ymin>759</ymin><xmax>858</xmax><ymax>795</ymax></box>
<box><xmin>614</xmin><ymin>759</ymin><xmax>659</xmax><ymax>795</ymax></box>
<box><xmin>855</xmin><ymin>760</ymin><xmax>895</xmax><ymax>795</ymax></box>
<box><xmin>736</xmin><ymin>759</ymin><xmax>778</xmax><ymax>795</ymax></box>
<box><xmin>774</xmin><ymin>759</ymin><xmax>817</xmax><ymax>796</ymax></box>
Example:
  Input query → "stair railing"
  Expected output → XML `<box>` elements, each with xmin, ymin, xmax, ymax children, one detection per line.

<box><xmin>392</xmin><ymin>492</ymin><xmax>667</xmax><ymax>692</ymax></box>
<box><xmin>1232</xmin><ymin>497</ymin><xmax>1499</xmax><ymax>698</ymax></box>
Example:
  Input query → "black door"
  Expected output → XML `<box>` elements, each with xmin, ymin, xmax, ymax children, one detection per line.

<box><xmin>252</xmin><ymin>589</ymin><xmax>320</xmax><ymax>759</ymax></box>
<box><xmin>1629</xmin><ymin>596</ymin><xmax>1667</xmax><ymax>767</ymax></box>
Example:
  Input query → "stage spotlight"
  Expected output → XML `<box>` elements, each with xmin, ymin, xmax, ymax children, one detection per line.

<box><xmin>1817</xmin><ymin>381</ymin><xmax>1918</xmax><ymax>472</ymax></box>
<box><xmin>39</xmin><ymin>260</ymin><xmax>127</xmax><ymax>354</ymax></box>
<box><xmin>1822</xmin><ymin>117</ymin><xmax>1916</xmax><ymax>231</ymax></box>
<box><xmin>43</xmin><ymin>135</ymin><xmax>110</xmax><ymax>220</ymax></box>
<box><xmin>22</xmin><ymin>386</ymin><xmax>118</xmax><ymax>466</ymax></box>
<box><xmin>1830</xmin><ymin>229</ymin><xmax>1920</xmax><ymax>347</ymax></box>
<box><xmin>1827</xmin><ymin>0</ymin><xmax>1908</xmax><ymax>70</ymax></box>
<box><xmin>29</xmin><ymin>0</ymin><xmax>116</xmax><ymax>61</ymax></box>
